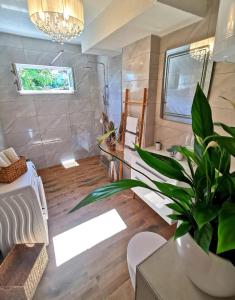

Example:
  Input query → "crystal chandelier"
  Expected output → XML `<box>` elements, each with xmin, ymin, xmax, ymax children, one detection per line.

<box><xmin>27</xmin><ymin>0</ymin><xmax>84</xmax><ymax>44</ymax></box>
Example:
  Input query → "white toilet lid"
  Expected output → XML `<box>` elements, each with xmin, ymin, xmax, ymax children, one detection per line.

<box><xmin>127</xmin><ymin>231</ymin><xmax>166</xmax><ymax>268</ymax></box>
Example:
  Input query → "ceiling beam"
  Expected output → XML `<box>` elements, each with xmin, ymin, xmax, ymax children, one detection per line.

<box><xmin>81</xmin><ymin>0</ymin><xmax>208</xmax><ymax>55</ymax></box>
<box><xmin>81</xmin><ymin>0</ymin><xmax>155</xmax><ymax>53</ymax></box>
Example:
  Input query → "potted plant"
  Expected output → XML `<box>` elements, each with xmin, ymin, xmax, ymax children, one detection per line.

<box><xmin>98</xmin><ymin>112</ymin><xmax>117</xmax><ymax>151</ymax></box>
<box><xmin>71</xmin><ymin>84</ymin><xmax>235</xmax><ymax>297</ymax></box>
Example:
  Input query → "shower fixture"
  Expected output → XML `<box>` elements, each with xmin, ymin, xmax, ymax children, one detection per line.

<box><xmin>50</xmin><ymin>50</ymin><xmax>64</xmax><ymax>65</ymax></box>
<box><xmin>83</xmin><ymin>61</ymin><xmax>109</xmax><ymax>114</ymax></box>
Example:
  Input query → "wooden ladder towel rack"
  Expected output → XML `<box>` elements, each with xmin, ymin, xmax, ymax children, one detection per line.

<box><xmin>119</xmin><ymin>88</ymin><xmax>148</xmax><ymax>179</ymax></box>
<box><xmin>122</xmin><ymin>87</ymin><xmax>148</xmax><ymax>148</ymax></box>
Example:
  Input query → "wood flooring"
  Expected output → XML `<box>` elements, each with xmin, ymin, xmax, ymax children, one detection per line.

<box><xmin>34</xmin><ymin>156</ymin><xmax>176</xmax><ymax>300</ymax></box>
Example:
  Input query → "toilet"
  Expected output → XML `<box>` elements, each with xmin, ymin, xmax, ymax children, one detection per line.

<box><xmin>127</xmin><ymin>231</ymin><xmax>167</xmax><ymax>289</ymax></box>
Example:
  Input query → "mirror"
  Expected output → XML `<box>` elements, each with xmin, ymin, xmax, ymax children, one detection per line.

<box><xmin>162</xmin><ymin>37</ymin><xmax>214</xmax><ymax>124</ymax></box>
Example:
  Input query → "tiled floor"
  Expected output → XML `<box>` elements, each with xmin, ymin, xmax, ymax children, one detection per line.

<box><xmin>34</xmin><ymin>156</ymin><xmax>175</xmax><ymax>300</ymax></box>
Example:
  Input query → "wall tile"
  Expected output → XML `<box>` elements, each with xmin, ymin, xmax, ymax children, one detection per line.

<box><xmin>1</xmin><ymin>116</ymin><xmax>39</xmax><ymax>134</ymax></box>
<box><xmin>209</xmin><ymin>72</ymin><xmax>235</xmax><ymax>108</ymax></box>
<box><xmin>151</xmin><ymin>35</ymin><xmax>161</xmax><ymax>54</ymax></box>
<box><xmin>71</xmin><ymin>126</ymin><xmax>92</xmax><ymax>152</ymax></box>
<box><xmin>57</xmin><ymin>43</ymin><xmax>81</xmax><ymax>53</ymax></box>
<box><xmin>21</xmin><ymin>37</ymin><xmax>59</xmax><ymax>52</ymax></box>
<box><xmin>15</xmin><ymin>142</ymin><xmax>46</xmax><ymax>169</ymax></box>
<box><xmin>37</xmin><ymin>114</ymin><xmax>69</xmax><ymax>132</ymax></box>
<box><xmin>0</xmin><ymin>100</ymin><xmax>36</xmax><ymax>118</ymax></box>
<box><xmin>0</xmin><ymin>33</ymin><xmax>103</xmax><ymax>168</ymax></box>
<box><xmin>122</xmin><ymin>36</ymin><xmax>151</xmax><ymax>62</ymax></box>
<box><xmin>155</xmin><ymin>125</ymin><xmax>192</xmax><ymax>150</ymax></box>
<box><xmin>24</xmin><ymin>50</ymin><xmax>58</xmax><ymax>65</ymax></box>
<box><xmin>0</xmin><ymin>33</ymin><xmax>23</xmax><ymax>48</ymax></box>
<box><xmin>34</xmin><ymin>98</ymin><xmax>68</xmax><ymax>116</ymax></box>
<box><xmin>0</xmin><ymin>65</ymin><xmax>15</xmax><ymax>90</ymax></box>
<box><xmin>40</xmin><ymin>127</ymin><xmax>72</xmax><ymax>143</ymax></box>
<box><xmin>5</xmin><ymin>131</ymin><xmax>41</xmax><ymax>149</ymax></box>
<box><xmin>69</xmin><ymin>111</ymin><xmax>92</xmax><ymax>126</ymax></box>
<box><xmin>214</xmin><ymin>62</ymin><xmax>235</xmax><ymax>74</ymax></box>
<box><xmin>0</xmin><ymin>46</ymin><xmax>26</xmax><ymax>66</ymax></box>
<box><xmin>122</xmin><ymin>53</ymin><xmax>150</xmax><ymax>82</ymax></box>
<box><xmin>43</xmin><ymin>139</ymin><xmax>74</xmax><ymax>167</ymax></box>
<box><xmin>68</xmin><ymin>98</ymin><xmax>91</xmax><ymax>113</ymax></box>
<box><xmin>212</xmin><ymin>107</ymin><xmax>235</xmax><ymax>126</ymax></box>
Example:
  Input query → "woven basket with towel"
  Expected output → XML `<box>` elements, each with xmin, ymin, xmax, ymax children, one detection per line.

<box><xmin>0</xmin><ymin>148</ymin><xmax>27</xmax><ymax>184</ymax></box>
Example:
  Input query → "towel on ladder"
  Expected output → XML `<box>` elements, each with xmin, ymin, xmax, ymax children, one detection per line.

<box><xmin>126</xmin><ymin>116</ymin><xmax>138</xmax><ymax>134</ymax></box>
<box><xmin>125</xmin><ymin>132</ymin><xmax>137</xmax><ymax>149</ymax></box>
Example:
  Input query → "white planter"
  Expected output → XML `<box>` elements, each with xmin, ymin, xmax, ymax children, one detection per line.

<box><xmin>176</xmin><ymin>234</ymin><xmax>235</xmax><ymax>298</ymax></box>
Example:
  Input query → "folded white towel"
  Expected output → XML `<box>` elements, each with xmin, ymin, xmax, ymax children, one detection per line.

<box><xmin>125</xmin><ymin>132</ymin><xmax>136</xmax><ymax>149</ymax></box>
<box><xmin>0</xmin><ymin>157</ymin><xmax>10</xmax><ymax>168</ymax></box>
<box><xmin>3</xmin><ymin>147</ymin><xmax>19</xmax><ymax>163</ymax></box>
<box><xmin>126</xmin><ymin>116</ymin><xmax>138</xmax><ymax>133</ymax></box>
<box><xmin>0</xmin><ymin>152</ymin><xmax>11</xmax><ymax>167</ymax></box>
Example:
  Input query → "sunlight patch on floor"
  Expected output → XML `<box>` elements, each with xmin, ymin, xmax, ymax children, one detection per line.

<box><xmin>61</xmin><ymin>158</ymin><xmax>79</xmax><ymax>169</ymax></box>
<box><xmin>53</xmin><ymin>209</ymin><xmax>127</xmax><ymax>266</ymax></box>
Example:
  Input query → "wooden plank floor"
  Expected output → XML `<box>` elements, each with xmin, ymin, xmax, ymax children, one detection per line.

<box><xmin>34</xmin><ymin>156</ymin><xmax>176</xmax><ymax>300</ymax></box>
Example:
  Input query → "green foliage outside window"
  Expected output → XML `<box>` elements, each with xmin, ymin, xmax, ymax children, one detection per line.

<box><xmin>19</xmin><ymin>68</ymin><xmax>70</xmax><ymax>91</ymax></box>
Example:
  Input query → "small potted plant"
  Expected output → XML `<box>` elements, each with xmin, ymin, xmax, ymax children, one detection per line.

<box><xmin>98</xmin><ymin>112</ymin><xmax>117</xmax><ymax>151</ymax></box>
<box><xmin>71</xmin><ymin>84</ymin><xmax>235</xmax><ymax>297</ymax></box>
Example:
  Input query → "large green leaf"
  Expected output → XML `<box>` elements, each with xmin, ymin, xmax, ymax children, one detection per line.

<box><xmin>207</xmin><ymin>136</ymin><xmax>235</xmax><ymax>156</ymax></box>
<box><xmin>167</xmin><ymin>214</ymin><xmax>188</xmax><ymax>221</ymax></box>
<box><xmin>217</xmin><ymin>201</ymin><xmax>235</xmax><ymax>254</ymax></box>
<box><xmin>215</xmin><ymin>122</ymin><xmax>235</xmax><ymax>138</ymax></box>
<box><xmin>192</xmin><ymin>83</ymin><xmax>214</xmax><ymax>139</ymax></box>
<box><xmin>193</xmin><ymin>152</ymin><xmax>215</xmax><ymax>201</ymax></box>
<box><xmin>194</xmin><ymin>223</ymin><xmax>213</xmax><ymax>253</ymax></box>
<box><xmin>166</xmin><ymin>202</ymin><xmax>186</xmax><ymax>214</ymax></box>
<box><xmin>154</xmin><ymin>181</ymin><xmax>192</xmax><ymax>206</ymax></box>
<box><xmin>214</xmin><ymin>175</ymin><xmax>235</xmax><ymax>205</ymax></box>
<box><xmin>135</xmin><ymin>145</ymin><xmax>191</xmax><ymax>184</ymax></box>
<box><xmin>193</xmin><ymin>205</ymin><xmax>220</xmax><ymax>230</ymax></box>
<box><xmin>194</xmin><ymin>136</ymin><xmax>204</xmax><ymax>160</ymax></box>
<box><xmin>174</xmin><ymin>221</ymin><xmax>192</xmax><ymax>239</ymax></box>
<box><xmin>209</xmin><ymin>147</ymin><xmax>231</xmax><ymax>175</ymax></box>
<box><xmin>69</xmin><ymin>179</ymin><xmax>151</xmax><ymax>212</ymax></box>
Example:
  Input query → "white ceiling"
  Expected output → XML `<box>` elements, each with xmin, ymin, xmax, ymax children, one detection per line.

<box><xmin>0</xmin><ymin>0</ymin><xmax>206</xmax><ymax>55</ymax></box>
<box><xmin>94</xmin><ymin>2</ymin><xmax>202</xmax><ymax>53</ymax></box>
<box><xmin>0</xmin><ymin>0</ymin><xmax>112</xmax><ymax>43</ymax></box>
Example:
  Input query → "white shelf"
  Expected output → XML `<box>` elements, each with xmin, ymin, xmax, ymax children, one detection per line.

<box><xmin>128</xmin><ymin>146</ymin><xmax>190</xmax><ymax>225</ymax></box>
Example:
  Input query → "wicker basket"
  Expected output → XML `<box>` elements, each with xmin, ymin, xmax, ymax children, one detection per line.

<box><xmin>0</xmin><ymin>243</ymin><xmax>48</xmax><ymax>300</ymax></box>
<box><xmin>0</xmin><ymin>156</ymin><xmax>27</xmax><ymax>184</ymax></box>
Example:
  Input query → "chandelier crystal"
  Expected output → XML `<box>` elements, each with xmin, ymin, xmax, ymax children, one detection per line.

<box><xmin>27</xmin><ymin>0</ymin><xmax>84</xmax><ymax>44</ymax></box>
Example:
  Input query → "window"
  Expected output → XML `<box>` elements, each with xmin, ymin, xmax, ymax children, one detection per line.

<box><xmin>14</xmin><ymin>63</ymin><xmax>75</xmax><ymax>95</ymax></box>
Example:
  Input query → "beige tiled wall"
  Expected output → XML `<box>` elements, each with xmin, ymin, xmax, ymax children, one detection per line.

<box><xmin>122</xmin><ymin>35</ymin><xmax>160</xmax><ymax>147</ymax></box>
<box><xmin>153</xmin><ymin>0</ymin><xmax>235</xmax><ymax>149</ymax></box>
<box><xmin>120</xmin><ymin>0</ymin><xmax>235</xmax><ymax>152</ymax></box>
<box><xmin>0</xmin><ymin>33</ymin><xmax>103</xmax><ymax>168</ymax></box>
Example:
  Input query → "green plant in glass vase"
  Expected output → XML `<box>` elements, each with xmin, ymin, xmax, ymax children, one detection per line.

<box><xmin>71</xmin><ymin>84</ymin><xmax>235</xmax><ymax>265</ymax></box>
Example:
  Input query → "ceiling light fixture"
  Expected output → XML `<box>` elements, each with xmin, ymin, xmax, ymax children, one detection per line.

<box><xmin>27</xmin><ymin>0</ymin><xmax>84</xmax><ymax>44</ymax></box>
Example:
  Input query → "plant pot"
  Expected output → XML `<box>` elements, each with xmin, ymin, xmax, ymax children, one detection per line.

<box><xmin>176</xmin><ymin>233</ymin><xmax>235</xmax><ymax>297</ymax></box>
